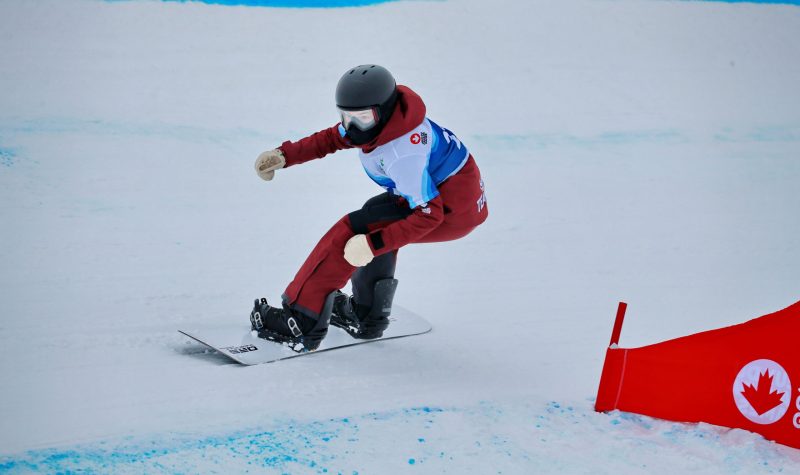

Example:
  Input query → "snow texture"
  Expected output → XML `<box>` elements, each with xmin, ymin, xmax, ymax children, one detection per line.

<box><xmin>1</xmin><ymin>0</ymin><xmax>800</xmax><ymax>473</ymax></box>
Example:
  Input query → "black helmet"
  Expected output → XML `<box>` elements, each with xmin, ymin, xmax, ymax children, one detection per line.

<box><xmin>335</xmin><ymin>64</ymin><xmax>398</xmax><ymax>145</ymax></box>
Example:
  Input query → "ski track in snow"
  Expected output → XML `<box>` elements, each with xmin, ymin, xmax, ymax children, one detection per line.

<box><xmin>2</xmin><ymin>119</ymin><xmax>799</xmax><ymax>160</ymax></box>
<box><xmin>2</xmin><ymin>402</ymin><xmax>799</xmax><ymax>474</ymax></box>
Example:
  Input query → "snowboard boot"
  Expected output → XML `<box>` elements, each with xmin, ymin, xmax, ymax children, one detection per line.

<box><xmin>330</xmin><ymin>278</ymin><xmax>398</xmax><ymax>339</ymax></box>
<box><xmin>249</xmin><ymin>292</ymin><xmax>336</xmax><ymax>352</ymax></box>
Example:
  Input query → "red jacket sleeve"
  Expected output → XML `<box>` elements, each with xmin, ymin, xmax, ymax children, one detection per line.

<box><xmin>278</xmin><ymin>124</ymin><xmax>353</xmax><ymax>167</ymax></box>
<box><xmin>366</xmin><ymin>195</ymin><xmax>446</xmax><ymax>256</ymax></box>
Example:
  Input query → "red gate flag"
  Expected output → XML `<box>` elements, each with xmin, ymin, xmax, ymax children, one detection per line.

<box><xmin>595</xmin><ymin>300</ymin><xmax>800</xmax><ymax>449</ymax></box>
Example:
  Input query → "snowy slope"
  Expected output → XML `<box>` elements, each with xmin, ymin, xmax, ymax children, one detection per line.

<box><xmin>1</xmin><ymin>0</ymin><xmax>799</xmax><ymax>473</ymax></box>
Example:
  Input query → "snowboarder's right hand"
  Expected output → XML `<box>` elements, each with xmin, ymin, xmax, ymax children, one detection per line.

<box><xmin>255</xmin><ymin>149</ymin><xmax>286</xmax><ymax>181</ymax></box>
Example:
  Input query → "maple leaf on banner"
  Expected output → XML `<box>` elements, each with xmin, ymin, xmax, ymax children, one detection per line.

<box><xmin>741</xmin><ymin>369</ymin><xmax>785</xmax><ymax>416</ymax></box>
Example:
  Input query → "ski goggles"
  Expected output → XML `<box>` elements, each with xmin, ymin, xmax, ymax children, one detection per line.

<box><xmin>338</xmin><ymin>107</ymin><xmax>378</xmax><ymax>131</ymax></box>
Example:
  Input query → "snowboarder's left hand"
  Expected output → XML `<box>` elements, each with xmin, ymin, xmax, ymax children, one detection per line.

<box><xmin>344</xmin><ymin>234</ymin><xmax>374</xmax><ymax>267</ymax></box>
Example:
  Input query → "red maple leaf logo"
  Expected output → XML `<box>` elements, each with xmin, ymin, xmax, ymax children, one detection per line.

<box><xmin>741</xmin><ymin>369</ymin><xmax>785</xmax><ymax>415</ymax></box>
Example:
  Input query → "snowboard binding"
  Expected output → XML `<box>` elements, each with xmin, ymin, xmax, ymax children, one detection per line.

<box><xmin>249</xmin><ymin>293</ymin><xmax>335</xmax><ymax>352</ymax></box>
<box><xmin>330</xmin><ymin>278</ymin><xmax>398</xmax><ymax>340</ymax></box>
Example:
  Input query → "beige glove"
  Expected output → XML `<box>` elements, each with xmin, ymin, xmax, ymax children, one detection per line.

<box><xmin>254</xmin><ymin>149</ymin><xmax>286</xmax><ymax>181</ymax></box>
<box><xmin>344</xmin><ymin>234</ymin><xmax>374</xmax><ymax>267</ymax></box>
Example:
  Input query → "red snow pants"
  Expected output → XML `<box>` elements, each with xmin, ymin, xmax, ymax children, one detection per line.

<box><xmin>282</xmin><ymin>156</ymin><xmax>488</xmax><ymax>318</ymax></box>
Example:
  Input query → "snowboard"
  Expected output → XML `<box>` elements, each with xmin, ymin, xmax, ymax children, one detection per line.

<box><xmin>179</xmin><ymin>305</ymin><xmax>431</xmax><ymax>365</ymax></box>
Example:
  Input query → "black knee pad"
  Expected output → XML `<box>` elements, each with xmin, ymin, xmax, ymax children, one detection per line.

<box><xmin>348</xmin><ymin>192</ymin><xmax>412</xmax><ymax>234</ymax></box>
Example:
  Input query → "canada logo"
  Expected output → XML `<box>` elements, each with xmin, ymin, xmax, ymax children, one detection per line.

<box><xmin>732</xmin><ymin>359</ymin><xmax>792</xmax><ymax>425</ymax></box>
<box><xmin>410</xmin><ymin>133</ymin><xmax>421</xmax><ymax>144</ymax></box>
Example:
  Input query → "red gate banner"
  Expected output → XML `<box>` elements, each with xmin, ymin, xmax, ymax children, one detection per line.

<box><xmin>595</xmin><ymin>300</ymin><xmax>800</xmax><ymax>449</ymax></box>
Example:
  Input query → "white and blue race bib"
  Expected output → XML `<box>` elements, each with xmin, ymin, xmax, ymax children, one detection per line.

<box><xmin>354</xmin><ymin>118</ymin><xmax>470</xmax><ymax>208</ymax></box>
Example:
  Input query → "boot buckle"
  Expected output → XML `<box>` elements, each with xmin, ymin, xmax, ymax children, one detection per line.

<box><xmin>251</xmin><ymin>311</ymin><xmax>264</xmax><ymax>330</ymax></box>
<box><xmin>287</xmin><ymin>317</ymin><xmax>303</xmax><ymax>337</ymax></box>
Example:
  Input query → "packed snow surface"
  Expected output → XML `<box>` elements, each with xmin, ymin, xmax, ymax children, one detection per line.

<box><xmin>1</xmin><ymin>0</ymin><xmax>799</xmax><ymax>473</ymax></box>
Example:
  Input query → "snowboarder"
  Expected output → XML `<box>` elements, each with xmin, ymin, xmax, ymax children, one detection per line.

<box><xmin>251</xmin><ymin>64</ymin><xmax>488</xmax><ymax>351</ymax></box>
